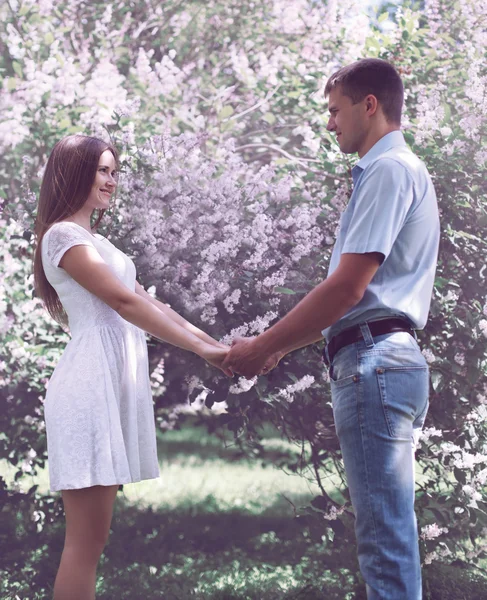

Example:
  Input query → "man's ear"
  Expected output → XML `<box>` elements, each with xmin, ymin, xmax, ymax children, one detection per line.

<box><xmin>365</xmin><ymin>94</ymin><xmax>379</xmax><ymax>116</ymax></box>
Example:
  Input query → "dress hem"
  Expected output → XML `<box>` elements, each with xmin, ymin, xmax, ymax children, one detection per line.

<box><xmin>49</xmin><ymin>473</ymin><xmax>161</xmax><ymax>493</ymax></box>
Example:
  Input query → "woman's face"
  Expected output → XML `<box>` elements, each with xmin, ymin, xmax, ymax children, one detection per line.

<box><xmin>84</xmin><ymin>149</ymin><xmax>118</xmax><ymax>211</ymax></box>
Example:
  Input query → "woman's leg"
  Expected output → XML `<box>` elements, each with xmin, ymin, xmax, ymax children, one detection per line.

<box><xmin>53</xmin><ymin>484</ymin><xmax>119</xmax><ymax>600</ymax></box>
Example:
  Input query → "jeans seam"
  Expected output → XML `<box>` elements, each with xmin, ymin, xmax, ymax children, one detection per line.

<box><xmin>376</xmin><ymin>369</ymin><xmax>396</xmax><ymax>438</ymax></box>
<box><xmin>357</xmin><ymin>365</ymin><xmax>385</xmax><ymax>596</ymax></box>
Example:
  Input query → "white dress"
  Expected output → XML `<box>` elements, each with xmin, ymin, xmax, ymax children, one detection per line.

<box><xmin>41</xmin><ymin>221</ymin><xmax>160</xmax><ymax>492</ymax></box>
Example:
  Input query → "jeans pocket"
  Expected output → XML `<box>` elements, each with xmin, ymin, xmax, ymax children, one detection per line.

<box><xmin>330</xmin><ymin>373</ymin><xmax>359</xmax><ymax>439</ymax></box>
<box><xmin>376</xmin><ymin>365</ymin><xmax>429</xmax><ymax>439</ymax></box>
<box><xmin>330</xmin><ymin>372</ymin><xmax>359</xmax><ymax>387</ymax></box>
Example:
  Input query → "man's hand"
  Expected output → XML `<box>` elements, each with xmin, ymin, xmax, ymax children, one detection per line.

<box><xmin>222</xmin><ymin>336</ymin><xmax>271</xmax><ymax>379</ymax></box>
<box><xmin>261</xmin><ymin>350</ymin><xmax>285</xmax><ymax>375</ymax></box>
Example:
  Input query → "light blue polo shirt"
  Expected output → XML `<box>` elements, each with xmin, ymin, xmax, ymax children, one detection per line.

<box><xmin>323</xmin><ymin>130</ymin><xmax>440</xmax><ymax>341</ymax></box>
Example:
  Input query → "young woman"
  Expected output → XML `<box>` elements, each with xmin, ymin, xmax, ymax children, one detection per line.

<box><xmin>33</xmin><ymin>134</ymin><xmax>232</xmax><ymax>599</ymax></box>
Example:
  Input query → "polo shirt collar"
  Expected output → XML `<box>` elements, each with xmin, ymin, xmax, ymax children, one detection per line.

<box><xmin>355</xmin><ymin>130</ymin><xmax>407</xmax><ymax>172</ymax></box>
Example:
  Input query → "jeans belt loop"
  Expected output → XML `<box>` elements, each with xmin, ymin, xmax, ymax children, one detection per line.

<box><xmin>359</xmin><ymin>322</ymin><xmax>375</xmax><ymax>348</ymax></box>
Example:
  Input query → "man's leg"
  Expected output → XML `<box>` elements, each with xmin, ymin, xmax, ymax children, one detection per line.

<box><xmin>330</xmin><ymin>328</ymin><xmax>429</xmax><ymax>600</ymax></box>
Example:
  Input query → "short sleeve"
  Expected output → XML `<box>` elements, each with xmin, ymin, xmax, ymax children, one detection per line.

<box><xmin>342</xmin><ymin>158</ymin><xmax>414</xmax><ymax>260</ymax></box>
<box><xmin>45</xmin><ymin>222</ymin><xmax>96</xmax><ymax>268</ymax></box>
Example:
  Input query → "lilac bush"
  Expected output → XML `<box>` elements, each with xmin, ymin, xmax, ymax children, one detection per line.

<box><xmin>1</xmin><ymin>0</ymin><xmax>486</xmax><ymax>581</ymax></box>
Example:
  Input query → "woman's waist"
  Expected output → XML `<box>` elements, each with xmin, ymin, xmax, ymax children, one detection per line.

<box><xmin>68</xmin><ymin>319</ymin><xmax>144</xmax><ymax>338</ymax></box>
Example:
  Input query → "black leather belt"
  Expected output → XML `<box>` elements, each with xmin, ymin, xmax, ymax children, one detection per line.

<box><xmin>323</xmin><ymin>318</ymin><xmax>415</xmax><ymax>365</ymax></box>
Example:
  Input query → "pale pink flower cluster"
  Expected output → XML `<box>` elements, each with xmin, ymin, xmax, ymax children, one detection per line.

<box><xmin>477</xmin><ymin>393</ymin><xmax>487</xmax><ymax>405</ymax></box>
<box><xmin>420</xmin><ymin>523</ymin><xmax>448</xmax><ymax>541</ymax></box>
<box><xmin>454</xmin><ymin>353</ymin><xmax>465</xmax><ymax>367</ymax></box>
<box><xmin>229</xmin><ymin>377</ymin><xmax>258</xmax><ymax>395</ymax></box>
<box><xmin>323</xmin><ymin>504</ymin><xmax>346</xmax><ymax>521</ymax></box>
<box><xmin>150</xmin><ymin>358</ymin><xmax>166</xmax><ymax>397</ymax></box>
<box><xmin>462</xmin><ymin>484</ymin><xmax>483</xmax><ymax>508</ymax></box>
<box><xmin>424</xmin><ymin>0</ymin><xmax>442</xmax><ymax>45</ymax></box>
<box><xmin>329</xmin><ymin>183</ymin><xmax>350</xmax><ymax>214</ymax></box>
<box><xmin>133</xmin><ymin>48</ymin><xmax>186</xmax><ymax>98</ymax></box>
<box><xmin>424</xmin><ymin>544</ymin><xmax>452</xmax><ymax>565</ymax></box>
<box><xmin>453</xmin><ymin>451</ymin><xmax>487</xmax><ymax>471</ymax></box>
<box><xmin>223</xmin><ymin>289</ymin><xmax>242</xmax><ymax>315</ymax></box>
<box><xmin>478</xmin><ymin>320</ymin><xmax>487</xmax><ymax>338</ymax></box>
<box><xmin>278</xmin><ymin>374</ymin><xmax>315</xmax><ymax>403</ymax></box>
<box><xmin>459</xmin><ymin>2</ymin><xmax>487</xmax><ymax>51</ymax></box>
<box><xmin>271</xmin><ymin>0</ymin><xmax>310</xmax><ymax>35</ymax></box>
<box><xmin>420</xmin><ymin>427</ymin><xmax>443</xmax><ymax>443</ymax></box>
<box><xmin>117</xmin><ymin>131</ymin><xmax>325</xmax><ymax>343</ymax></box>
<box><xmin>414</xmin><ymin>84</ymin><xmax>446</xmax><ymax>145</ymax></box>
<box><xmin>443</xmin><ymin>139</ymin><xmax>468</xmax><ymax>158</ymax></box>
<box><xmin>0</xmin><ymin>218</ymin><xmax>70</xmax><ymax>417</ymax></box>
<box><xmin>230</xmin><ymin>46</ymin><xmax>258</xmax><ymax>89</ymax></box>
<box><xmin>421</xmin><ymin>348</ymin><xmax>436</xmax><ymax>364</ymax></box>
<box><xmin>443</xmin><ymin>289</ymin><xmax>459</xmax><ymax>306</ymax></box>
<box><xmin>292</xmin><ymin>125</ymin><xmax>321</xmax><ymax>156</ymax></box>
<box><xmin>169</xmin><ymin>10</ymin><xmax>193</xmax><ymax>36</ymax></box>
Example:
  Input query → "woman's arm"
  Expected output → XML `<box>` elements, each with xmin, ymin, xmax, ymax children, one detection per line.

<box><xmin>135</xmin><ymin>282</ymin><xmax>225</xmax><ymax>349</ymax></box>
<box><xmin>58</xmin><ymin>245</ymin><xmax>231</xmax><ymax>374</ymax></box>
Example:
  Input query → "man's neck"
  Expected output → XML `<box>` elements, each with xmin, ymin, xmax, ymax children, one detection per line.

<box><xmin>358</xmin><ymin>126</ymin><xmax>400</xmax><ymax>158</ymax></box>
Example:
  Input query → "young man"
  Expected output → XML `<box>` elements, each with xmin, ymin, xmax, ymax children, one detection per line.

<box><xmin>223</xmin><ymin>58</ymin><xmax>440</xmax><ymax>599</ymax></box>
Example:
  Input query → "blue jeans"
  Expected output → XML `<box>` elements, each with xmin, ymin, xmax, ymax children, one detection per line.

<box><xmin>327</xmin><ymin>324</ymin><xmax>429</xmax><ymax>600</ymax></box>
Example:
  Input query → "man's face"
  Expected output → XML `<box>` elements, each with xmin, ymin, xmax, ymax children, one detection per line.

<box><xmin>326</xmin><ymin>86</ymin><xmax>368</xmax><ymax>155</ymax></box>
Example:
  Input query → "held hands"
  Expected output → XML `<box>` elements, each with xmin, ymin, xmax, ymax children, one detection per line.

<box><xmin>202</xmin><ymin>343</ymin><xmax>234</xmax><ymax>377</ymax></box>
<box><xmin>202</xmin><ymin>337</ymin><xmax>284</xmax><ymax>379</ymax></box>
<box><xmin>222</xmin><ymin>336</ymin><xmax>284</xmax><ymax>379</ymax></box>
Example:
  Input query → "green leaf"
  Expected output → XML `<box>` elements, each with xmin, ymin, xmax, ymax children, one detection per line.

<box><xmin>262</xmin><ymin>112</ymin><xmax>276</xmax><ymax>125</ymax></box>
<box><xmin>453</xmin><ymin>467</ymin><xmax>467</xmax><ymax>485</ymax></box>
<box><xmin>287</xmin><ymin>90</ymin><xmax>302</xmax><ymax>99</ymax></box>
<box><xmin>274</xmin><ymin>286</ymin><xmax>296</xmax><ymax>295</ymax></box>
<box><xmin>44</xmin><ymin>32</ymin><xmax>55</xmax><ymax>46</ymax></box>
<box><xmin>366</xmin><ymin>37</ymin><xmax>381</xmax><ymax>50</ymax></box>
<box><xmin>18</xmin><ymin>4</ymin><xmax>32</xmax><ymax>16</ymax></box>
<box><xmin>218</xmin><ymin>105</ymin><xmax>234</xmax><ymax>120</ymax></box>
<box><xmin>12</xmin><ymin>62</ymin><xmax>23</xmax><ymax>78</ymax></box>
<box><xmin>434</xmin><ymin>277</ymin><xmax>449</xmax><ymax>289</ymax></box>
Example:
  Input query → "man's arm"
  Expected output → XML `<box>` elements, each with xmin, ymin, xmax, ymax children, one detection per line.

<box><xmin>223</xmin><ymin>252</ymin><xmax>383</xmax><ymax>377</ymax></box>
<box><xmin>279</xmin><ymin>332</ymin><xmax>325</xmax><ymax>355</ymax></box>
<box><xmin>258</xmin><ymin>252</ymin><xmax>382</xmax><ymax>355</ymax></box>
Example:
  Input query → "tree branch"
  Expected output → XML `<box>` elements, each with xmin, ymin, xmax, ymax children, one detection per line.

<box><xmin>227</xmin><ymin>83</ymin><xmax>282</xmax><ymax>122</ymax></box>
<box><xmin>235</xmin><ymin>143</ymin><xmax>347</xmax><ymax>180</ymax></box>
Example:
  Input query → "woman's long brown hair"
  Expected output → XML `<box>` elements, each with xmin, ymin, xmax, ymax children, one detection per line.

<box><xmin>33</xmin><ymin>135</ymin><xmax>119</xmax><ymax>326</ymax></box>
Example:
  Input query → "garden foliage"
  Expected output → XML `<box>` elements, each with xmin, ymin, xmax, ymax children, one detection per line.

<box><xmin>1</xmin><ymin>0</ymin><xmax>486</xmax><ymax>584</ymax></box>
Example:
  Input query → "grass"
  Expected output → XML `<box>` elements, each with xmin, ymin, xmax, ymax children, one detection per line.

<box><xmin>122</xmin><ymin>426</ymin><xmax>323</xmax><ymax>513</ymax></box>
<box><xmin>2</xmin><ymin>423</ymin><xmax>487</xmax><ymax>599</ymax></box>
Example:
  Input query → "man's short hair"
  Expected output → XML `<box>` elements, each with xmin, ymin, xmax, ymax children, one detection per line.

<box><xmin>324</xmin><ymin>58</ymin><xmax>404</xmax><ymax>124</ymax></box>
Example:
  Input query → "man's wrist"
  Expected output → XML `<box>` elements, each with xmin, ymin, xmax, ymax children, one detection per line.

<box><xmin>257</xmin><ymin>328</ymin><xmax>282</xmax><ymax>357</ymax></box>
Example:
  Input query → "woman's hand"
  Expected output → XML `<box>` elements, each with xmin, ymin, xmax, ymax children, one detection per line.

<box><xmin>202</xmin><ymin>344</ymin><xmax>234</xmax><ymax>377</ymax></box>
